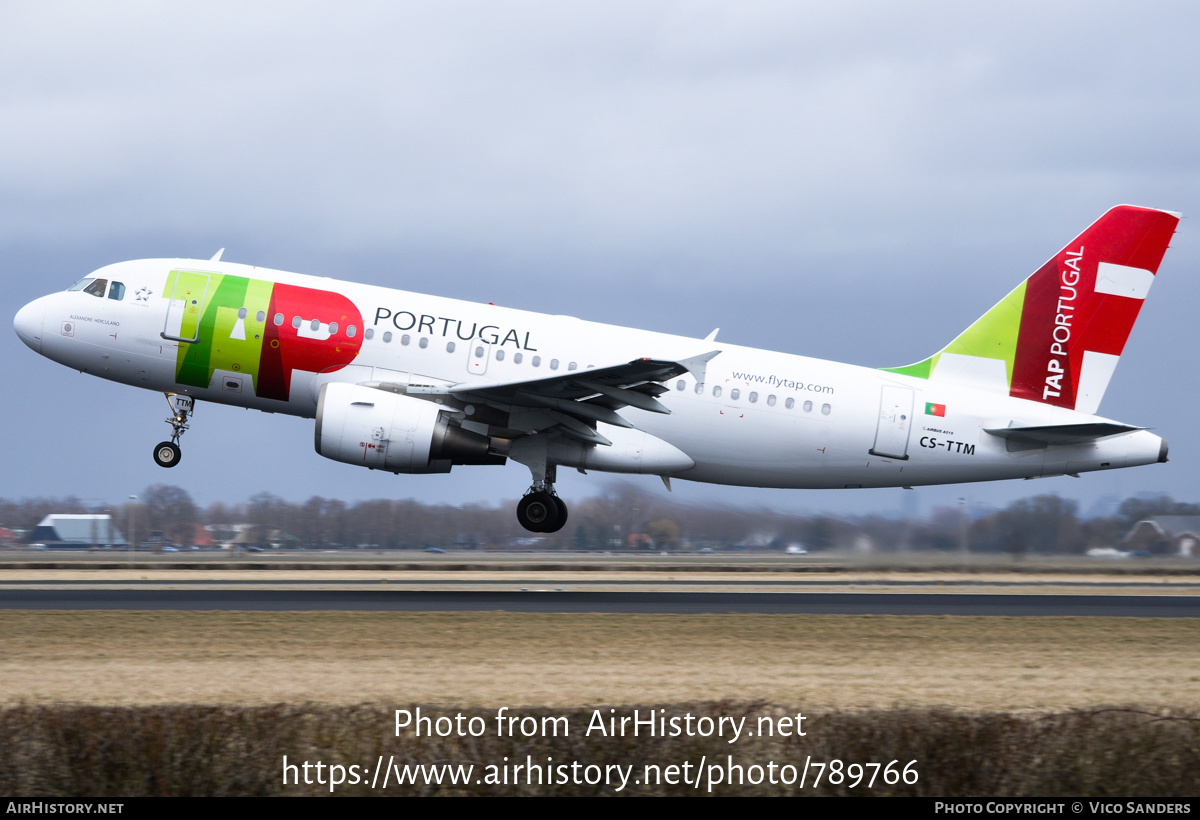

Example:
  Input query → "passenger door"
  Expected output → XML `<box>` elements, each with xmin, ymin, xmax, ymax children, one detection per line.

<box><xmin>162</xmin><ymin>270</ymin><xmax>212</xmax><ymax>343</ymax></box>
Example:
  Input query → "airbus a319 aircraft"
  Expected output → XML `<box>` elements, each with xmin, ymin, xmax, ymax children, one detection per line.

<box><xmin>13</xmin><ymin>206</ymin><xmax>1180</xmax><ymax>532</ymax></box>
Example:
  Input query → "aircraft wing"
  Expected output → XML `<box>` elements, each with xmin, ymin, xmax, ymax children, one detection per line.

<box><xmin>444</xmin><ymin>350</ymin><xmax>720</xmax><ymax>444</ymax></box>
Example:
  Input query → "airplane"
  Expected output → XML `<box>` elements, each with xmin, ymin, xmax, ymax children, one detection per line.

<box><xmin>13</xmin><ymin>205</ymin><xmax>1180</xmax><ymax>533</ymax></box>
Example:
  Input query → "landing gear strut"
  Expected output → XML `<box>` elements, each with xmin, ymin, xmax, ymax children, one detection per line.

<box><xmin>153</xmin><ymin>394</ymin><xmax>194</xmax><ymax>469</ymax></box>
<box><xmin>516</xmin><ymin>464</ymin><xmax>568</xmax><ymax>533</ymax></box>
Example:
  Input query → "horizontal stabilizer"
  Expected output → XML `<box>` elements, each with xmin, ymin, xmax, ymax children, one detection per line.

<box><xmin>984</xmin><ymin>422</ymin><xmax>1142</xmax><ymax>452</ymax></box>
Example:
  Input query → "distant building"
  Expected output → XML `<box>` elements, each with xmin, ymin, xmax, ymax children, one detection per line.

<box><xmin>28</xmin><ymin>515</ymin><xmax>127</xmax><ymax>549</ymax></box>
<box><xmin>1124</xmin><ymin>515</ymin><xmax>1200</xmax><ymax>557</ymax></box>
<box><xmin>188</xmin><ymin>523</ymin><xmax>214</xmax><ymax>548</ymax></box>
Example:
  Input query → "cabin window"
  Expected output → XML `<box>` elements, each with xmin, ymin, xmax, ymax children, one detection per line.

<box><xmin>568</xmin><ymin>362</ymin><xmax>577</xmax><ymax>371</ymax></box>
<box><xmin>821</xmin><ymin>403</ymin><xmax>831</xmax><ymax>415</ymax></box>
<box><xmin>238</xmin><ymin>307</ymin><xmax>247</xmax><ymax>319</ymax></box>
<box><xmin>475</xmin><ymin>346</ymin><xmax>485</xmax><ymax>358</ymax></box>
<box><xmin>767</xmin><ymin>395</ymin><xmax>776</xmax><ymax>406</ymax></box>
<box><xmin>496</xmin><ymin>349</ymin><xmax>505</xmax><ymax>361</ymax></box>
<box><xmin>67</xmin><ymin>278</ymin><xmax>94</xmax><ymax>292</ymax></box>
<box><xmin>804</xmin><ymin>400</ymin><xmax>813</xmax><ymax>412</ymax></box>
<box><xmin>382</xmin><ymin>331</ymin><xmax>392</xmax><ymax>343</ymax></box>
<box><xmin>532</xmin><ymin>356</ymin><xmax>541</xmax><ymax>367</ymax></box>
<box><xmin>676</xmin><ymin>380</ymin><xmax>685</xmax><ymax>391</ymax></box>
<box><xmin>785</xmin><ymin>398</ymin><xmax>795</xmax><ymax>410</ymax></box>
<box><xmin>364</xmin><ymin>328</ymin><xmax>374</xmax><ymax>340</ymax></box>
<box><xmin>329</xmin><ymin>322</ymin><xmax>338</xmax><ymax>334</ymax></box>
<box><xmin>257</xmin><ymin>311</ymin><xmax>266</xmax><ymax>323</ymax></box>
<box><xmin>401</xmin><ymin>334</ymin><xmax>410</xmax><ymax>345</ymax></box>
<box><xmin>513</xmin><ymin>352</ymin><xmax>523</xmax><ymax>364</ymax></box>
<box><xmin>83</xmin><ymin>279</ymin><xmax>108</xmax><ymax>298</ymax></box>
<box><xmin>446</xmin><ymin>341</ymin><xmax>456</xmax><ymax>353</ymax></box>
<box><xmin>310</xmin><ymin>319</ymin><xmax>320</xmax><ymax>331</ymax></box>
<box><xmin>749</xmin><ymin>392</ymin><xmax>758</xmax><ymax>404</ymax></box>
<box><xmin>713</xmin><ymin>386</ymin><xmax>722</xmax><ymax>398</ymax></box>
<box><xmin>347</xmin><ymin>325</ymin><xmax>356</xmax><ymax>338</ymax></box>
<box><xmin>419</xmin><ymin>337</ymin><xmax>429</xmax><ymax>349</ymax></box>
<box><xmin>274</xmin><ymin>313</ymin><xmax>284</xmax><ymax>326</ymax></box>
<box><xmin>108</xmin><ymin>282</ymin><xmax>126</xmax><ymax>301</ymax></box>
<box><xmin>550</xmin><ymin>359</ymin><xmax>559</xmax><ymax>370</ymax></box>
<box><xmin>730</xmin><ymin>389</ymin><xmax>740</xmax><ymax>401</ymax></box>
<box><xmin>292</xmin><ymin>316</ymin><xmax>301</xmax><ymax>329</ymax></box>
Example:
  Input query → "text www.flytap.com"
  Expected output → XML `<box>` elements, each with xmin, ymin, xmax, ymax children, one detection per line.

<box><xmin>728</xmin><ymin>372</ymin><xmax>835</xmax><ymax>395</ymax></box>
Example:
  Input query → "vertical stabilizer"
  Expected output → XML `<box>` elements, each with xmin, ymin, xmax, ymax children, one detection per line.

<box><xmin>883</xmin><ymin>205</ymin><xmax>1180</xmax><ymax>413</ymax></box>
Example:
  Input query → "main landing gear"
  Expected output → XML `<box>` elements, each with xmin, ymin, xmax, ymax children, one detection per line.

<box><xmin>152</xmin><ymin>394</ymin><xmax>194</xmax><ymax>469</ymax></box>
<box><xmin>516</xmin><ymin>464</ymin><xmax>568</xmax><ymax>533</ymax></box>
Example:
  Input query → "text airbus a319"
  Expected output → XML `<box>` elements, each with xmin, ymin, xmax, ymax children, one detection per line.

<box><xmin>13</xmin><ymin>205</ymin><xmax>1179</xmax><ymax>532</ymax></box>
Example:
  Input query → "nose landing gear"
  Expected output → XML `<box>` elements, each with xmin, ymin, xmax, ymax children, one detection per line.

<box><xmin>152</xmin><ymin>394</ymin><xmax>193</xmax><ymax>469</ymax></box>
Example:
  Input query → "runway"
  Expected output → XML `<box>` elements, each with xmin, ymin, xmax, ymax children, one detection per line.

<box><xmin>2</xmin><ymin>588</ymin><xmax>1198</xmax><ymax>616</ymax></box>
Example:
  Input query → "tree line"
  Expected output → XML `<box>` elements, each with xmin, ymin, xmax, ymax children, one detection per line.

<box><xmin>1</xmin><ymin>485</ymin><xmax>1197</xmax><ymax>553</ymax></box>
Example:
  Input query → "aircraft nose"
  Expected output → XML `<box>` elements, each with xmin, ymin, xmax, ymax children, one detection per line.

<box><xmin>14</xmin><ymin>297</ymin><xmax>45</xmax><ymax>354</ymax></box>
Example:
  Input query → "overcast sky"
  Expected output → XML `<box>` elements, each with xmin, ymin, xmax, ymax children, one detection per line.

<box><xmin>3</xmin><ymin>2</ymin><xmax>1199</xmax><ymax>519</ymax></box>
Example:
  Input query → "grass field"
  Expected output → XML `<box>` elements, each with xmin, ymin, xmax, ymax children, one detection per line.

<box><xmin>3</xmin><ymin>611</ymin><xmax>1199</xmax><ymax>711</ymax></box>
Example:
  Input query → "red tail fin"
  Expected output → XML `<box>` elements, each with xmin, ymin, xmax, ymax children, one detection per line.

<box><xmin>1010</xmin><ymin>205</ymin><xmax>1179</xmax><ymax>412</ymax></box>
<box><xmin>884</xmin><ymin>206</ymin><xmax>1180</xmax><ymax>414</ymax></box>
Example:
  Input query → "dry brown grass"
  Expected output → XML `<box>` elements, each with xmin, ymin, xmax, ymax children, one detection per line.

<box><xmin>4</xmin><ymin>703</ymin><xmax>1200</xmax><ymax>796</ymax></box>
<box><xmin>2</xmin><ymin>611</ymin><xmax>1199</xmax><ymax>711</ymax></box>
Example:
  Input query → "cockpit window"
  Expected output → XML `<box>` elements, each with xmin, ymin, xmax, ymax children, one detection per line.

<box><xmin>67</xmin><ymin>278</ymin><xmax>94</xmax><ymax>292</ymax></box>
<box><xmin>83</xmin><ymin>278</ymin><xmax>108</xmax><ymax>298</ymax></box>
<box><xmin>108</xmin><ymin>282</ymin><xmax>126</xmax><ymax>301</ymax></box>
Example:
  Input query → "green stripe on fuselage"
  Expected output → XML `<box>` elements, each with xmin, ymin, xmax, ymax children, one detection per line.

<box><xmin>172</xmin><ymin>273</ymin><xmax>272</xmax><ymax>391</ymax></box>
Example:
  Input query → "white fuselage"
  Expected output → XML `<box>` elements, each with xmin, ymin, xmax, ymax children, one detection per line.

<box><xmin>14</xmin><ymin>258</ymin><xmax>1167</xmax><ymax>490</ymax></box>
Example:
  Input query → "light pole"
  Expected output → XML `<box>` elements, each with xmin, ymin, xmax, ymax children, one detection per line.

<box><xmin>128</xmin><ymin>495</ymin><xmax>137</xmax><ymax>568</ymax></box>
<box><xmin>958</xmin><ymin>497</ymin><xmax>969</xmax><ymax>566</ymax></box>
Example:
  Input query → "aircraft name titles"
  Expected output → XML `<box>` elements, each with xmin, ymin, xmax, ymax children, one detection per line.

<box><xmin>373</xmin><ymin>308</ymin><xmax>537</xmax><ymax>350</ymax></box>
<box><xmin>1042</xmin><ymin>246</ymin><xmax>1083</xmax><ymax>401</ymax></box>
<box><xmin>68</xmin><ymin>314</ymin><xmax>120</xmax><ymax>327</ymax></box>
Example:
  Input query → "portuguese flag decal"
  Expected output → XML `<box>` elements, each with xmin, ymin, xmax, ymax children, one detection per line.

<box><xmin>925</xmin><ymin>402</ymin><xmax>946</xmax><ymax>417</ymax></box>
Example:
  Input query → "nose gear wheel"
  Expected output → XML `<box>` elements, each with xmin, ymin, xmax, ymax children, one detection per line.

<box><xmin>153</xmin><ymin>393</ymin><xmax>194</xmax><ymax>468</ymax></box>
<box><xmin>153</xmin><ymin>441</ymin><xmax>182</xmax><ymax>468</ymax></box>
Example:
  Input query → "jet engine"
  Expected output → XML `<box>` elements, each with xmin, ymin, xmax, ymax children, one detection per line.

<box><xmin>315</xmin><ymin>382</ymin><xmax>503</xmax><ymax>473</ymax></box>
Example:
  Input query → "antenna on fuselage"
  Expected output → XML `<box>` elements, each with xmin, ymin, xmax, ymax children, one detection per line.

<box><xmin>210</xmin><ymin>248</ymin><xmax>225</xmax><ymax>262</ymax></box>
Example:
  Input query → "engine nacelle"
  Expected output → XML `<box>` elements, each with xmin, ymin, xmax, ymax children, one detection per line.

<box><xmin>315</xmin><ymin>383</ymin><xmax>503</xmax><ymax>473</ymax></box>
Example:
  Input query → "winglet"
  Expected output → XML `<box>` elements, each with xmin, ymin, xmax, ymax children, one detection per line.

<box><xmin>677</xmin><ymin>350</ymin><xmax>721</xmax><ymax>386</ymax></box>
